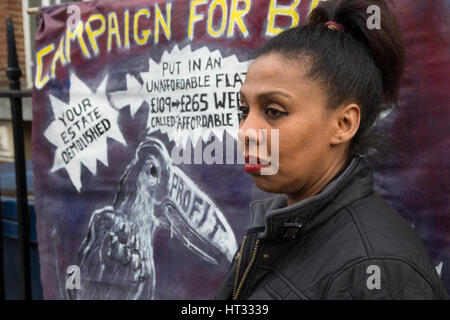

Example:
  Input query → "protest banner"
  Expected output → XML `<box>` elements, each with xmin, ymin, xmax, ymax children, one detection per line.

<box><xmin>32</xmin><ymin>0</ymin><xmax>449</xmax><ymax>299</ymax></box>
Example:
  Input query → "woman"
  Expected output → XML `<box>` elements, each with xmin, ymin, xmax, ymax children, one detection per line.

<box><xmin>215</xmin><ymin>0</ymin><xmax>448</xmax><ymax>300</ymax></box>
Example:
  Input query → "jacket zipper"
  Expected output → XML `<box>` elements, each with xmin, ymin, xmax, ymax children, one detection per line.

<box><xmin>232</xmin><ymin>236</ymin><xmax>261</xmax><ymax>300</ymax></box>
<box><xmin>232</xmin><ymin>235</ymin><xmax>247</xmax><ymax>298</ymax></box>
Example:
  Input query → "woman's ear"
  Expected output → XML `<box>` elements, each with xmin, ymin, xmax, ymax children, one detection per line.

<box><xmin>330</xmin><ymin>103</ymin><xmax>361</xmax><ymax>146</ymax></box>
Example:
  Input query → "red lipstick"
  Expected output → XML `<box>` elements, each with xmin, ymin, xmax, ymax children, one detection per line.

<box><xmin>244</xmin><ymin>155</ymin><xmax>271</xmax><ymax>174</ymax></box>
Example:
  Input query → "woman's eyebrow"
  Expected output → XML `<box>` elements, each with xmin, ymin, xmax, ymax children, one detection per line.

<box><xmin>258</xmin><ymin>90</ymin><xmax>292</xmax><ymax>100</ymax></box>
<box><xmin>239</xmin><ymin>90</ymin><xmax>293</xmax><ymax>101</ymax></box>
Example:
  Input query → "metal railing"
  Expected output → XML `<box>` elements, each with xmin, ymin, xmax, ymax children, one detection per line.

<box><xmin>0</xmin><ymin>17</ymin><xmax>33</xmax><ymax>300</ymax></box>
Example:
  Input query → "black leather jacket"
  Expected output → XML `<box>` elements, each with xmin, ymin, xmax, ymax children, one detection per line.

<box><xmin>215</xmin><ymin>155</ymin><xmax>449</xmax><ymax>300</ymax></box>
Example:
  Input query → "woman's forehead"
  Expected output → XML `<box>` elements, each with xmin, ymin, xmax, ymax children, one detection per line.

<box><xmin>248</xmin><ymin>54</ymin><xmax>295</xmax><ymax>76</ymax></box>
<box><xmin>242</xmin><ymin>54</ymin><xmax>319</xmax><ymax>97</ymax></box>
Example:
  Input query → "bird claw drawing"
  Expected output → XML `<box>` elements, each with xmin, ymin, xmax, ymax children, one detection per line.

<box><xmin>70</xmin><ymin>207</ymin><xmax>153</xmax><ymax>299</ymax></box>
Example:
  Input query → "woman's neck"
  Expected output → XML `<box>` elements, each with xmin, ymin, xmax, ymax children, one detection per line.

<box><xmin>286</xmin><ymin>153</ymin><xmax>351</xmax><ymax>206</ymax></box>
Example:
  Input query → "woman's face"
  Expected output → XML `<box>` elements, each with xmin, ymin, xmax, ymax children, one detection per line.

<box><xmin>238</xmin><ymin>53</ymin><xmax>356</xmax><ymax>202</ymax></box>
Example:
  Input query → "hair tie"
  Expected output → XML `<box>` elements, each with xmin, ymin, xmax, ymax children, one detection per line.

<box><xmin>324</xmin><ymin>21</ymin><xmax>345</xmax><ymax>31</ymax></box>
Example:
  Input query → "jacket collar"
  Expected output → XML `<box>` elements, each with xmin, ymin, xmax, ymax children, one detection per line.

<box><xmin>248</xmin><ymin>155</ymin><xmax>374</xmax><ymax>241</ymax></box>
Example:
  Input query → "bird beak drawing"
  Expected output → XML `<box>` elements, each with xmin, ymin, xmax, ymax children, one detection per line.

<box><xmin>132</xmin><ymin>136</ymin><xmax>238</xmax><ymax>265</ymax></box>
<box><xmin>161</xmin><ymin>165</ymin><xmax>238</xmax><ymax>265</ymax></box>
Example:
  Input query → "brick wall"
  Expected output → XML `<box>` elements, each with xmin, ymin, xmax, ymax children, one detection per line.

<box><xmin>0</xmin><ymin>1</ymin><xmax>27</xmax><ymax>89</ymax></box>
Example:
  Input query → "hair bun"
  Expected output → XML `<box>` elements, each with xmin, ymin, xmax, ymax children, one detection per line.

<box><xmin>309</xmin><ymin>0</ymin><xmax>405</xmax><ymax>105</ymax></box>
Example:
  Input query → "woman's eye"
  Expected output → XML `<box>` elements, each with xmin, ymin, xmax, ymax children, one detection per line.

<box><xmin>265</xmin><ymin>107</ymin><xmax>287</xmax><ymax>119</ymax></box>
<box><xmin>239</xmin><ymin>106</ymin><xmax>249</xmax><ymax>118</ymax></box>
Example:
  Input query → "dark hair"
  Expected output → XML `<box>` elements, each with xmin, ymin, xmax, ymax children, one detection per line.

<box><xmin>256</xmin><ymin>0</ymin><xmax>405</xmax><ymax>158</ymax></box>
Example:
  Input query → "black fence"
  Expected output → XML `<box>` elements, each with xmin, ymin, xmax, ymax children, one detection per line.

<box><xmin>0</xmin><ymin>17</ymin><xmax>33</xmax><ymax>300</ymax></box>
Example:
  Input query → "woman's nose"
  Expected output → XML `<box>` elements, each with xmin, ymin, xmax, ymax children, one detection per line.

<box><xmin>238</xmin><ymin>118</ymin><xmax>260</xmax><ymax>146</ymax></box>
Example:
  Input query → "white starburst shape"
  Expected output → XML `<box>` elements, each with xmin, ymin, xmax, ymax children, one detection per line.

<box><xmin>44</xmin><ymin>73</ymin><xmax>127</xmax><ymax>192</ymax></box>
<box><xmin>111</xmin><ymin>45</ymin><xmax>252</xmax><ymax>149</ymax></box>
